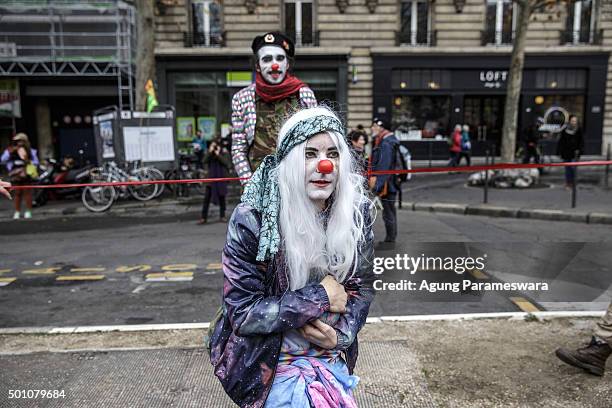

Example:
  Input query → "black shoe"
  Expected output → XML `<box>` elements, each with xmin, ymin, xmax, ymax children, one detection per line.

<box><xmin>555</xmin><ymin>336</ymin><xmax>612</xmax><ymax>376</ymax></box>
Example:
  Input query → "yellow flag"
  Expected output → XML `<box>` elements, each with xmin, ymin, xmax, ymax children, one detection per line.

<box><xmin>145</xmin><ymin>79</ymin><xmax>159</xmax><ymax>113</ymax></box>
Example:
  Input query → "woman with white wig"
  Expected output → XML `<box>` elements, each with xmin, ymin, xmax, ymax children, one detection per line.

<box><xmin>209</xmin><ymin>106</ymin><xmax>375</xmax><ymax>407</ymax></box>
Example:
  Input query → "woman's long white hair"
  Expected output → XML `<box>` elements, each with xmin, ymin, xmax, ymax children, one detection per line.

<box><xmin>276</xmin><ymin>107</ymin><xmax>372</xmax><ymax>290</ymax></box>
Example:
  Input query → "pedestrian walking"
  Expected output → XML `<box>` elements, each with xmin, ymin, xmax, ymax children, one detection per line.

<box><xmin>457</xmin><ymin>124</ymin><xmax>472</xmax><ymax>166</ymax></box>
<box><xmin>555</xmin><ymin>301</ymin><xmax>612</xmax><ymax>376</ymax></box>
<box><xmin>198</xmin><ymin>138</ymin><xmax>231</xmax><ymax>224</ymax></box>
<box><xmin>556</xmin><ymin>115</ymin><xmax>583</xmax><ymax>189</ymax></box>
<box><xmin>1</xmin><ymin>133</ymin><xmax>39</xmax><ymax>219</ymax></box>
<box><xmin>370</xmin><ymin>117</ymin><xmax>399</xmax><ymax>247</ymax></box>
<box><xmin>209</xmin><ymin>107</ymin><xmax>374</xmax><ymax>407</ymax></box>
<box><xmin>447</xmin><ymin>124</ymin><xmax>462</xmax><ymax>167</ymax></box>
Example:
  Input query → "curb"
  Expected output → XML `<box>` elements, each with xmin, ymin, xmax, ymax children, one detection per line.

<box><xmin>0</xmin><ymin>311</ymin><xmax>605</xmax><ymax>336</ymax></box>
<box><xmin>404</xmin><ymin>201</ymin><xmax>612</xmax><ymax>225</ymax></box>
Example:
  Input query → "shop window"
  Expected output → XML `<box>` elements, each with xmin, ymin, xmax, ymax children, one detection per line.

<box><xmin>563</xmin><ymin>1</ymin><xmax>597</xmax><ymax>44</ymax></box>
<box><xmin>392</xmin><ymin>95</ymin><xmax>451</xmax><ymax>139</ymax></box>
<box><xmin>284</xmin><ymin>0</ymin><xmax>317</xmax><ymax>46</ymax></box>
<box><xmin>532</xmin><ymin>95</ymin><xmax>585</xmax><ymax>130</ymax></box>
<box><xmin>391</xmin><ymin>69</ymin><xmax>451</xmax><ymax>90</ymax></box>
<box><xmin>535</xmin><ymin>69</ymin><xmax>586</xmax><ymax>90</ymax></box>
<box><xmin>191</xmin><ymin>0</ymin><xmax>223</xmax><ymax>47</ymax></box>
<box><xmin>293</xmin><ymin>70</ymin><xmax>338</xmax><ymax>104</ymax></box>
<box><xmin>398</xmin><ymin>0</ymin><xmax>433</xmax><ymax>46</ymax></box>
<box><xmin>173</xmin><ymin>72</ymin><xmax>231</xmax><ymax>152</ymax></box>
<box><xmin>484</xmin><ymin>0</ymin><xmax>515</xmax><ymax>45</ymax></box>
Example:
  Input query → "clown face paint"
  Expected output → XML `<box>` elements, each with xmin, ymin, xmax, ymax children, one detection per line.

<box><xmin>305</xmin><ymin>132</ymin><xmax>339</xmax><ymax>209</ymax></box>
<box><xmin>257</xmin><ymin>45</ymin><xmax>288</xmax><ymax>85</ymax></box>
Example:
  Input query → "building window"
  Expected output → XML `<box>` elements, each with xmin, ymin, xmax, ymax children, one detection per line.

<box><xmin>484</xmin><ymin>0</ymin><xmax>515</xmax><ymax>45</ymax></box>
<box><xmin>563</xmin><ymin>0</ymin><xmax>596</xmax><ymax>44</ymax></box>
<box><xmin>392</xmin><ymin>96</ymin><xmax>451</xmax><ymax>139</ymax></box>
<box><xmin>399</xmin><ymin>0</ymin><xmax>433</xmax><ymax>46</ymax></box>
<box><xmin>284</xmin><ymin>0</ymin><xmax>316</xmax><ymax>46</ymax></box>
<box><xmin>392</xmin><ymin>69</ymin><xmax>451</xmax><ymax>90</ymax></box>
<box><xmin>535</xmin><ymin>69</ymin><xmax>587</xmax><ymax>90</ymax></box>
<box><xmin>191</xmin><ymin>0</ymin><xmax>223</xmax><ymax>46</ymax></box>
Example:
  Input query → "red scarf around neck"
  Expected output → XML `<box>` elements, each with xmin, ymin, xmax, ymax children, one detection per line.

<box><xmin>255</xmin><ymin>72</ymin><xmax>306</xmax><ymax>103</ymax></box>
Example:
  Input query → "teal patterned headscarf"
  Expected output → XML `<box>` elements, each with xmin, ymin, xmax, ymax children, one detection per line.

<box><xmin>242</xmin><ymin>108</ymin><xmax>345</xmax><ymax>261</ymax></box>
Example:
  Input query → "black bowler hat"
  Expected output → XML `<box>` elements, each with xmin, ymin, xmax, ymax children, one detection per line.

<box><xmin>251</xmin><ymin>32</ymin><xmax>295</xmax><ymax>58</ymax></box>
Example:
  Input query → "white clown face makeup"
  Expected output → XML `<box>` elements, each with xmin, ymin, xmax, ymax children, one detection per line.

<box><xmin>257</xmin><ymin>45</ymin><xmax>289</xmax><ymax>85</ymax></box>
<box><xmin>304</xmin><ymin>132</ymin><xmax>339</xmax><ymax>209</ymax></box>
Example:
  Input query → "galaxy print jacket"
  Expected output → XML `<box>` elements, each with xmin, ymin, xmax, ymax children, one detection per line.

<box><xmin>209</xmin><ymin>203</ymin><xmax>375</xmax><ymax>408</ymax></box>
<box><xmin>230</xmin><ymin>84</ymin><xmax>317</xmax><ymax>183</ymax></box>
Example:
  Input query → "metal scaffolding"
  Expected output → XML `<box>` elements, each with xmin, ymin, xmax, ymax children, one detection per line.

<box><xmin>0</xmin><ymin>0</ymin><xmax>136</xmax><ymax>111</ymax></box>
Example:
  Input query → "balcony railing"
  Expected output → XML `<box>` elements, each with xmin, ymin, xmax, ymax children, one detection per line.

<box><xmin>285</xmin><ymin>30</ymin><xmax>320</xmax><ymax>47</ymax></box>
<box><xmin>560</xmin><ymin>29</ymin><xmax>603</xmax><ymax>45</ymax></box>
<box><xmin>396</xmin><ymin>30</ymin><xmax>437</xmax><ymax>47</ymax></box>
<box><xmin>183</xmin><ymin>31</ymin><xmax>225</xmax><ymax>48</ymax></box>
<box><xmin>481</xmin><ymin>29</ymin><xmax>514</xmax><ymax>46</ymax></box>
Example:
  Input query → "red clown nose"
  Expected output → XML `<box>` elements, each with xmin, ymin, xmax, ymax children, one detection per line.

<box><xmin>317</xmin><ymin>159</ymin><xmax>334</xmax><ymax>174</ymax></box>
<box><xmin>271</xmin><ymin>63</ymin><xmax>280</xmax><ymax>71</ymax></box>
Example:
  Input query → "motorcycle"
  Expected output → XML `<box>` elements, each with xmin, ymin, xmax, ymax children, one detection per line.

<box><xmin>33</xmin><ymin>158</ymin><xmax>94</xmax><ymax>207</ymax></box>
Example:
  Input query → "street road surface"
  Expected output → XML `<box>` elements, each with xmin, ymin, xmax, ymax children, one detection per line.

<box><xmin>1</xmin><ymin>206</ymin><xmax>611</xmax><ymax>328</ymax></box>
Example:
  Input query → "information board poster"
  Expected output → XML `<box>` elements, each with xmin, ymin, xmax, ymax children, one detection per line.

<box><xmin>123</xmin><ymin>126</ymin><xmax>174</xmax><ymax>162</ymax></box>
<box><xmin>197</xmin><ymin>116</ymin><xmax>216</xmax><ymax>141</ymax></box>
<box><xmin>177</xmin><ymin>117</ymin><xmax>195</xmax><ymax>142</ymax></box>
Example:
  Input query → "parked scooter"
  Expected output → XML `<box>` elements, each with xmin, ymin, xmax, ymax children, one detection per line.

<box><xmin>33</xmin><ymin>157</ymin><xmax>93</xmax><ymax>207</ymax></box>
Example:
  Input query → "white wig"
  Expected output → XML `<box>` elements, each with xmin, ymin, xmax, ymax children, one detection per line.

<box><xmin>276</xmin><ymin>107</ymin><xmax>372</xmax><ymax>290</ymax></box>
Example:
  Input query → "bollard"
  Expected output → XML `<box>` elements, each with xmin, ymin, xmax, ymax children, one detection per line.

<box><xmin>605</xmin><ymin>143</ymin><xmax>610</xmax><ymax>189</ymax></box>
<box><xmin>428</xmin><ymin>140</ymin><xmax>433</xmax><ymax>168</ymax></box>
<box><xmin>491</xmin><ymin>143</ymin><xmax>496</xmax><ymax>166</ymax></box>
<box><xmin>571</xmin><ymin>149</ymin><xmax>579</xmax><ymax>208</ymax></box>
<box><xmin>484</xmin><ymin>148</ymin><xmax>489</xmax><ymax>204</ymax></box>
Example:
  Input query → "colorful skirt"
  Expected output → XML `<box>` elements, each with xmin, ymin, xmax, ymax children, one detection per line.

<box><xmin>264</xmin><ymin>355</ymin><xmax>359</xmax><ymax>408</ymax></box>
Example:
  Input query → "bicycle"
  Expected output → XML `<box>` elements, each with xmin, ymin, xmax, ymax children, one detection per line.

<box><xmin>164</xmin><ymin>153</ymin><xmax>207</xmax><ymax>197</ymax></box>
<box><xmin>81</xmin><ymin>161</ymin><xmax>159</xmax><ymax>212</ymax></box>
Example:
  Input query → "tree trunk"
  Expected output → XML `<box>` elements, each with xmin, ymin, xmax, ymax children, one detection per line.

<box><xmin>501</xmin><ymin>0</ymin><xmax>531</xmax><ymax>163</ymax></box>
<box><xmin>135</xmin><ymin>0</ymin><xmax>156</xmax><ymax>111</ymax></box>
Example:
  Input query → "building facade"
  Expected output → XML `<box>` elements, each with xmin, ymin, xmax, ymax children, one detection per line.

<box><xmin>0</xmin><ymin>1</ymin><xmax>136</xmax><ymax>163</ymax></box>
<box><xmin>155</xmin><ymin>0</ymin><xmax>612</xmax><ymax>157</ymax></box>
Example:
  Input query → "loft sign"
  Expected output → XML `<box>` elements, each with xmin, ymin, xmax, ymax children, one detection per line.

<box><xmin>479</xmin><ymin>70</ymin><xmax>508</xmax><ymax>89</ymax></box>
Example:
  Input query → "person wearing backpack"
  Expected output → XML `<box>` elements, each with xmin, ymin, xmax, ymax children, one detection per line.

<box><xmin>369</xmin><ymin>117</ymin><xmax>399</xmax><ymax>247</ymax></box>
<box><xmin>458</xmin><ymin>124</ymin><xmax>472</xmax><ymax>166</ymax></box>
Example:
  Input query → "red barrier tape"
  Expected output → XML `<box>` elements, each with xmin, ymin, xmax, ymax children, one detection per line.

<box><xmin>6</xmin><ymin>160</ymin><xmax>612</xmax><ymax>191</ymax></box>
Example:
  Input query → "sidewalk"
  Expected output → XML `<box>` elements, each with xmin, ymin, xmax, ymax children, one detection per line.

<box><xmin>1</xmin><ymin>315</ymin><xmax>611</xmax><ymax>407</ymax></box>
<box><xmin>401</xmin><ymin>164</ymin><xmax>612</xmax><ymax>225</ymax></box>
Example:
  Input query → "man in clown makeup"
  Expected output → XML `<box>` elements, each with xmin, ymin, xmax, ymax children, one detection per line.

<box><xmin>210</xmin><ymin>107</ymin><xmax>375</xmax><ymax>407</ymax></box>
<box><xmin>231</xmin><ymin>31</ymin><xmax>317</xmax><ymax>183</ymax></box>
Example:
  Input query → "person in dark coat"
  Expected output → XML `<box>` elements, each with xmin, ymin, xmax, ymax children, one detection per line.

<box><xmin>369</xmin><ymin>117</ymin><xmax>399</xmax><ymax>246</ymax></box>
<box><xmin>198</xmin><ymin>138</ymin><xmax>231</xmax><ymax>224</ymax></box>
<box><xmin>556</xmin><ymin>115</ymin><xmax>584</xmax><ymax>189</ymax></box>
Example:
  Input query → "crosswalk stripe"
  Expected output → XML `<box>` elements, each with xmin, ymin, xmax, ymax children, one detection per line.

<box><xmin>469</xmin><ymin>269</ymin><xmax>489</xmax><ymax>280</ymax></box>
<box><xmin>56</xmin><ymin>275</ymin><xmax>106</xmax><ymax>281</ymax></box>
<box><xmin>206</xmin><ymin>263</ymin><xmax>222</xmax><ymax>270</ymax></box>
<box><xmin>0</xmin><ymin>277</ymin><xmax>16</xmax><ymax>286</ymax></box>
<box><xmin>510</xmin><ymin>297</ymin><xmax>540</xmax><ymax>313</ymax></box>
<box><xmin>70</xmin><ymin>268</ymin><xmax>106</xmax><ymax>273</ymax></box>
<box><xmin>145</xmin><ymin>272</ymin><xmax>193</xmax><ymax>282</ymax></box>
